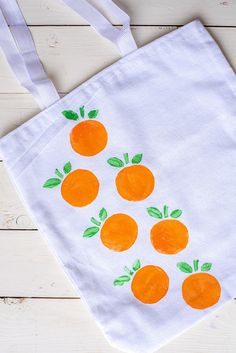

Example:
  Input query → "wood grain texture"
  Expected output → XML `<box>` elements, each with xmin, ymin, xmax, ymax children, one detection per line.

<box><xmin>0</xmin><ymin>163</ymin><xmax>35</xmax><ymax>229</ymax></box>
<box><xmin>0</xmin><ymin>298</ymin><xmax>235</xmax><ymax>353</ymax></box>
<box><xmin>18</xmin><ymin>0</ymin><xmax>236</xmax><ymax>26</ymax></box>
<box><xmin>0</xmin><ymin>230</ymin><xmax>75</xmax><ymax>297</ymax></box>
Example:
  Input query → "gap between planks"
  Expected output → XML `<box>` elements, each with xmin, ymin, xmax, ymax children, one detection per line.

<box><xmin>0</xmin><ymin>227</ymin><xmax>37</xmax><ymax>231</ymax></box>
<box><xmin>0</xmin><ymin>296</ymin><xmax>234</xmax><ymax>300</ymax></box>
<box><xmin>13</xmin><ymin>24</ymin><xmax>236</xmax><ymax>28</ymax></box>
<box><xmin>0</xmin><ymin>296</ymin><xmax>80</xmax><ymax>300</ymax></box>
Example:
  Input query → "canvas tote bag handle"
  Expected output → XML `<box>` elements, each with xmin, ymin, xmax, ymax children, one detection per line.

<box><xmin>62</xmin><ymin>0</ymin><xmax>138</xmax><ymax>56</ymax></box>
<box><xmin>0</xmin><ymin>0</ymin><xmax>60</xmax><ymax>109</ymax></box>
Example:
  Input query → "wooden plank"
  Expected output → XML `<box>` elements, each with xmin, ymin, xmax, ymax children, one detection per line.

<box><xmin>0</xmin><ymin>26</ymin><xmax>235</xmax><ymax>95</ymax></box>
<box><xmin>18</xmin><ymin>0</ymin><xmax>236</xmax><ymax>26</ymax></box>
<box><xmin>0</xmin><ymin>297</ymin><xmax>235</xmax><ymax>353</ymax></box>
<box><xmin>0</xmin><ymin>230</ymin><xmax>76</xmax><ymax>297</ymax></box>
<box><xmin>0</xmin><ymin>163</ymin><xmax>35</xmax><ymax>229</ymax></box>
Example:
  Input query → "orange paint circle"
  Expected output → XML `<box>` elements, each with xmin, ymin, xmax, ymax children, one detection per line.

<box><xmin>61</xmin><ymin>169</ymin><xmax>99</xmax><ymax>207</ymax></box>
<box><xmin>116</xmin><ymin>165</ymin><xmax>155</xmax><ymax>201</ymax></box>
<box><xmin>131</xmin><ymin>265</ymin><xmax>169</xmax><ymax>304</ymax></box>
<box><xmin>100</xmin><ymin>213</ymin><xmax>138</xmax><ymax>251</ymax></box>
<box><xmin>182</xmin><ymin>273</ymin><xmax>221</xmax><ymax>310</ymax></box>
<box><xmin>70</xmin><ymin>120</ymin><xmax>108</xmax><ymax>156</ymax></box>
<box><xmin>150</xmin><ymin>219</ymin><xmax>188</xmax><ymax>255</ymax></box>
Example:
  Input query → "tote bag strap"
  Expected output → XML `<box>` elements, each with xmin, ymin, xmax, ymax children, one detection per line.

<box><xmin>0</xmin><ymin>0</ymin><xmax>60</xmax><ymax>109</ymax></box>
<box><xmin>62</xmin><ymin>0</ymin><xmax>137</xmax><ymax>56</ymax></box>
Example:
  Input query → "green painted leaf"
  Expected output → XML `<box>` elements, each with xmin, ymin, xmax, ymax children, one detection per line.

<box><xmin>83</xmin><ymin>227</ymin><xmax>100</xmax><ymax>238</ymax></box>
<box><xmin>99</xmin><ymin>208</ymin><xmax>107</xmax><ymax>221</ymax></box>
<box><xmin>62</xmin><ymin>110</ymin><xmax>79</xmax><ymax>121</ymax></box>
<box><xmin>107</xmin><ymin>157</ymin><xmax>124</xmax><ymax>168</ymax></box>
<box><xmin>124</xmin><ymin>266</ymin><xmax>134</xmax><ymax>276</ymax></box>
<box><xmin>177</xmin><ymin>262</ymin><xmax>193</xmax><ymax>273</ymax></box>
<box><xmin>55</xmin><ymin>169</ymin><xmax>63</xmax><ymax>179</ymax></box>
<box><xmin>132</xmin><ymin>259</ymin><xmax>141</xmax><ymax>271</ymax></box>
<box><xmin>131</xmin><ymin>154</ymin><xmax>143</xmax><ymax>164</ymax></box>
<box><xmin>170</xmin><ymin>209</ymin><xmax>182</xmax><ymax>218</ymax></box>
<box><xmin>163</xmin><ymin>205</ymin><xmax>169</xmax><ymax>218</ymax></box>
<box><xmin>63</xmin><ymin>161</ymin><xmax>72</xmax><ymax>174</ymax></box>
<box><xmin>147</xmin><ymin>207</ymin><xmax>163</xmax><ymax>219</ymax></box>
<box><xmin>113</xmin><ymin>275</ymin><xmax>130</xmax><ymax>286</ymax></box>
<box><xmin>43</xmin><ymin>178</ymin><xmax>61</xmax><ymax>188</ymax></box>
<box><xmin>88</xmin><ymin>109</ymin><xmax>99</xmax><ymax>119</ymax></box>
<box><xmin>90</xmin><ymin>217</ymin><xmax>101</xmax><ymax>227</ymax></box>
<box><xmin>79</xmin><ymin>105</ymin><xmax>85</xmax><ymax>118</ymax></box>
<box><xmin>201</xmin><ymin>263</ymin><xmax>212</xmax><ymax>272</ymax></box>
<box><xmin>123</xmin><ymin>153</ymin><xmax>129</xmax><ymax>164</ymax></box>
<box><xmin>193</xmin><ymin>259</ymin><xmax>199</xmax><ymax>272</ymax></box>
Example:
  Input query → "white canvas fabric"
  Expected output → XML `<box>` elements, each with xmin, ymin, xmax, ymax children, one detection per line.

<box><xmin>0</xmin><ymin>1</ymin><xmax>236</xmax><ymax>353</ymax></box>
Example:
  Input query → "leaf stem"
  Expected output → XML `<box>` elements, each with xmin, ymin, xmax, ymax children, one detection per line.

<box><xmin>55</xmin><ymin>169</ymin><xmax>63</xmax><ymax>179</ymax></box>
<box><xmin>193</xmin><ymin>259</ymin><xmax>199</xmax><ymax>272</ymax></box>
<box><xmin>124</xmin><ymin>266</ymin><xmax>134</xmax><ymax>276</ymax></box>
<box><xmin>163</xmin><ymin>205</ymin><xmax>169</xmax><ymax>218</ymax></box>
<box><xmin>123</xmin><ymin>153</ymin><xmax>129</xmax><ymax>164</ymax></box>
<box><xmin>90</xmin><ymin>217</ymin><xmax>101</xmax><ymax>227</ymax></box>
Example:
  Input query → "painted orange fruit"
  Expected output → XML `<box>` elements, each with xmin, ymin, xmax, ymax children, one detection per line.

<box><xmin>147</xmin><ymin>205</ymin><xmax>189</xmax><ymax>254</ymax></box>
<box><xmin>131</xmin><ymin>265</ymin><xmax>169</xmax><ymax>304</ymax></box>
<box><xmin>114</xmin><ymin>260</ymin><xmax>169</xmax><ymax>304</ymax></box>
<box><xmin>43</xmin><ymin>161</ymin><xmax>99</xmax><ymax>207</ymax></box>
<box><xmin>83</xmin><ymin>208</ymin><xmax>138</xmax><ymax>252</ymax></box>
<box><xmin>108</xmin><ymin>153</ymin><xmax>155</xmax><ymax>201</ymax></box>
<box><xmin>70</xmin><ymin>120</ymin><xmax>108</xmax><ymax>156</ymax></box>
<box><xmin>62</xmin><ymin>107</ymin><xmax>108</xmax><ymax>156</ymax></box>
<box><xmin>61</xmin><ymin>169</ymin><xmax>99</xmax><ymax>207</ymax></box>
<box><xmin>177</xmin><ymin>260</ymin><xmax>221</xmax><ymax>310</ymax></box>
<box><xmin>101</xmin><ymin>213</ymin><xmax>138</xmax><ymax>251</ymax></box>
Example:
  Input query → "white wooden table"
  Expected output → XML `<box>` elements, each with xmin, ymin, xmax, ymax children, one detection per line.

<box><xmin>0</xmin><ymin>1</ymin><xmax>236</xmax><ymax>352</ymax></box>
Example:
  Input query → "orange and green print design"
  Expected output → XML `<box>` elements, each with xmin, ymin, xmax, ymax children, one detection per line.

<box><xmin>107</xmin><ymin>153</ymin><xmax>155</xmax><ymax>201</ymax></box>
<box><xmin>177</xmin><ymin>260</ymin><xmax>221</xmax><ymax>309</ymax></box>
<box><xmin>147</xmin><ymin>205</ymin><xmax>189</xmax><ymax>254</ymax></box>
<box><xmin>62</xmin><ymin>106</ymin><xmax>108</xmax><ymax>156</ymax></box>
<box><xmin>43</xmin><ymin>161</ymin><xmax>99</xmax><ymax>207</ymax></box>
<box><xmin>83</xmin><ymin>208</ymin><xmax>138</xmax><ymax>251</ymax></box>
<box><xmin>114</xmin><ymin>260</ymin><xmax>169</xmax><ymax>304</ymax></box>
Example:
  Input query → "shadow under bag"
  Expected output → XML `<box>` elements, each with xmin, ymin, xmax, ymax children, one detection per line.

<box><xmin>0</xmin><ymin>0</ymin><xmax>236</xmax><ymax>352</ymax></box>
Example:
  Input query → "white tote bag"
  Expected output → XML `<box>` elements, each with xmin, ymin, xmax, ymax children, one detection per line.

<box><xmin>0</xmin><ymin>1</ymin><xmax>236</xmax><ymax>352</ymax></box>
